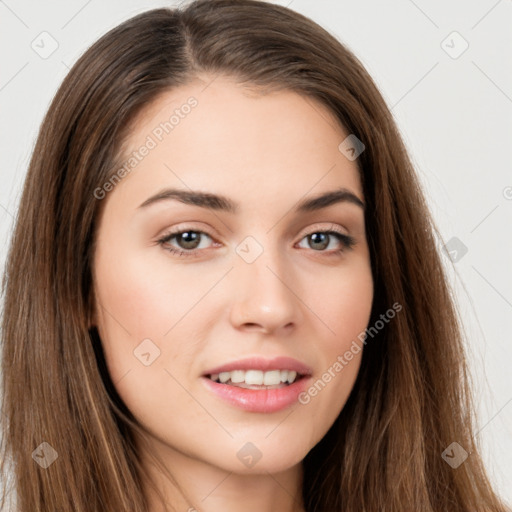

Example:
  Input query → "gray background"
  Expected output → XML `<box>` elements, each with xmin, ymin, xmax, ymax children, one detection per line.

<box><xmin>1</xmin><ymin>0</ymin><xmax>511</xmax><ymax>505</ymax></box>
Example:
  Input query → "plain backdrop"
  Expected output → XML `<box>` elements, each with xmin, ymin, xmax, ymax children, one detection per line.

<box><xmin>1</xmin><ymin>0</ymin><xmax>511</xmax><ymax>506</ymax></box>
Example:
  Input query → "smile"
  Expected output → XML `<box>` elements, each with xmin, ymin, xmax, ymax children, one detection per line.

<box><xmin>202</xmin><ymin>357</ymin><xmax>312</xmax><ymax>413</ymax></box>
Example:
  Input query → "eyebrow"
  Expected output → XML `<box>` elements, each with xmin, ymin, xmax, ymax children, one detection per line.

<box><xmin>137</xmin><ymin>186</ymin><xmax>365</xmax><ymax>213</ymax></box>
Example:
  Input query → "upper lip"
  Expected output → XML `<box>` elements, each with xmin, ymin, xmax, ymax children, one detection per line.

<box><xmin>202</xmin><ymin>356</ymin><xmax>313</xmax><ymax>376</ymax></box>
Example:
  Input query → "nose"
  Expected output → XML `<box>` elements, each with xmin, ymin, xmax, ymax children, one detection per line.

<box><xmin>229</xmin><ymin>245</ymin><xmax>303</xmax><ymax>335</ymax></box>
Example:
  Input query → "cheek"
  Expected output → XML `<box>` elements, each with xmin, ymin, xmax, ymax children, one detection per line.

<box><xmin>306</xmin><ymin>258</ymin><xmax>374</xmax><ymax>344</ymax></box>
<box><xmin>92</xmin><ymin>249</ymin><xmax>210</xmax><ymax>398</ymax></box>
<box><xmin>297</xmin><ymin>261</ymin><xmax>373</xmax><ymax>425</ymax></box>
<box><xmin>94</xmin><ymin>248</ymin><xmax>219</xmax><ymax>342</ymax></box>
<box><xmin>93</xmin><ymin>252</ymin><xmax>210</xmax><ymax>433</ymax></box>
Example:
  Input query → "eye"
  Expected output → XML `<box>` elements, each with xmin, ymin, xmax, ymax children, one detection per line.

<box><xmin>157</xmin><ymin>229</ymin><xmax>215</xmax><ymax>258</ymax></box>
<box><xmin>296</xmin><ymin>229</ymin><xmax>356</xmax><ymax>254</ymax></box>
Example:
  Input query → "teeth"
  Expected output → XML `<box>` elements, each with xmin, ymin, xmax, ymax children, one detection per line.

<box><xmin>231</xmin><ymin>370</ymin><xmax>245</xmax><ymax>383</ymax></box>
<box><xmin>263</xmin><ymin>370</ymin><xmax>281</xmax><ymax>386</ymax></box>
<box><xmin>219</xmin><ymin>372</ymin><xmax>230</xmax><ymax>383</ymax></box>
<box><xmin>208</xmin><ymin>369</ymin><xmax>300</xmax><ymax>385</ymax></box>
<box><xmin>246</xmin><ymin>370</ymin><xmax>264</xmax><ymax>385</ymax></box>
<box><xmin>287</xmin><ymin>371</ymin><xmax>297</xmax><ymax>384</ymax></box>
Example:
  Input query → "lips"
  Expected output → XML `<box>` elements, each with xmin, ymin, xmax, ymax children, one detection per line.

<box><xmin>201</xmin><ymin>356</ymin><xmax>313</xmax><ymax>413</ymax></box>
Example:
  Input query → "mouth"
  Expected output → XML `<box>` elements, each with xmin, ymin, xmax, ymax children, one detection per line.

<box><xmin>201</xmin><ymin>356</ymin><xmax>312</xmax><ymax>413</ymax></box>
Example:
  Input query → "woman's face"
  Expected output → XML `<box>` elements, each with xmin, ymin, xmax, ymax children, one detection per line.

<box><xmin>92</xmin><ymin>76</ymin><xmax>373</xmax><ymax>475</ymax></box>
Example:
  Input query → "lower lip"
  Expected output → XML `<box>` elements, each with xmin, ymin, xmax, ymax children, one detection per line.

<box><xmin>201</xmin><ymin>376</ymin><xmax>311</xmax><ymax>413</ymax></box>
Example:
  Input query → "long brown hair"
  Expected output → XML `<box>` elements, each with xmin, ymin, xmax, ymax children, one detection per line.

<box><xmin>1</xmin><ymin>1</ymin><xmax>509</xmax><ymax>510</ymax></box>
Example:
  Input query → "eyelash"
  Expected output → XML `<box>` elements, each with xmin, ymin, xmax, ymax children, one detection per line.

<box><xmin>157</xmin><ymin>226</ymin><xmax>356</xmax><ymax>259</ymax></box>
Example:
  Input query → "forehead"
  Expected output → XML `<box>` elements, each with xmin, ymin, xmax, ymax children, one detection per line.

<box><xmin>107</xmin><ymin>75</ymin><xmax>363</xmax><ymax>211</ymax></box>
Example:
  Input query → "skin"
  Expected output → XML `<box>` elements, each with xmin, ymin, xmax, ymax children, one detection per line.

<box><xmin>92</xmin><ymin>75</ymin><xmax>374</xmax><ymax>512</ymax></box>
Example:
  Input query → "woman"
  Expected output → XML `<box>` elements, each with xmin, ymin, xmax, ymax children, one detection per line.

<box><xmin>1</xmin><ymin>1</ymin><xmax>509</xmax><ymax>511</ymax></box>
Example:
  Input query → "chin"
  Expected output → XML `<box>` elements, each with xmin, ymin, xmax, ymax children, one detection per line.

<box><xmin>206</xmin><ymin>434</ymin><xmax>312</xmax><ymax>475</ymax></box>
